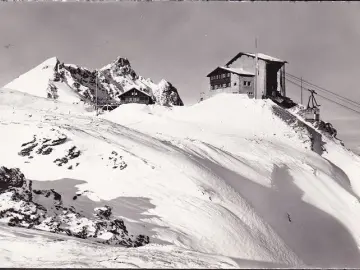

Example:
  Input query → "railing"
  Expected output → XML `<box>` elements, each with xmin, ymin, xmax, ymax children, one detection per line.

<box><xmin>96</xmin><ymin>102</ymin><xmax>121</xmax><ymax>112</ymax></box>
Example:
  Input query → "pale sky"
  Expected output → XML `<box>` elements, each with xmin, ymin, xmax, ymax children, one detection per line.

<box><xmin>0</xmin><ymin>2</ymin><xmax>360</xmax><ymax>152</ymax></box>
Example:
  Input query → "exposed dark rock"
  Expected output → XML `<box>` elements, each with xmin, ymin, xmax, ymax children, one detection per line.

<box><xmin>94</xmin><ymin>205</ymin><xmax>112</xmax><ymax>220</ymax></box>
<box><xmin>72</xmin><ymin>226</ymin><xmax>88</xmax><ymax>239</ymax></box>
<box><xmin>51</xmin><ymin>136</ymin><xmax>67</xmax><ymax>146</ymax></box>
<box><xmin>54</xmin><ymin>146</ymin><xmax>80</xmax><ymax>167</ymax></box>
<box><xmin>21</xmin><ymin>136</ymin><xmax>37</xmax><ymax>147</ymax></box>
<box><xmin>0</xmin><ymin>166</ymin><xmax>25</xmax><ymax>190</ymax></box>
<box><xmin>36</xmin><ymin>144</ymin><xmax>53</xmax><ymax>155</ymax></box>
<box><xmin>68</xmin><ymin>146</ymin><xmax>81</xmax><ymax>159</ymax></box>
<box><xmin>134</xmin><ymin>235</ymin><xmax>150</xmax><ymax>247</ymax></box>
<box><xmin>51</xmin><ymin>189</ymin><xmax>62</xmax><ymax>201</ymax></box>
<box><xmin>18</xmin><ymin>143</ymin><xmax>38</xmax><ymax>156</ymax></box>
<box><xmin>0</xmin><ymin>166</ymin><xmax>150</xmax><ymax>248</ymax></box>
<box><xmin>54</xmin><ymin>157</ymin><xmax>69</xmax><ymax>166</ymax></box>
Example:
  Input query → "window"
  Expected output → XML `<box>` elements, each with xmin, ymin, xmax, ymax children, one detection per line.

<box><xmin>128</xmin><ymin>97</ymin><xmax>140</xmax><ymax>102</ymax></box>
<box><xmin>243</xmin><ymin>81</ymin><xmax>251</xmax><ymax>87</ymax></box>
<box><xmin>227</xmin><ymin>73</ymin><xmax>231</xmax><ymax>78</ymax></box>
<box><xmin>248</xmin><ymin>92</ymin><xmax>253</xmax><ymax>96</ymax></box>
<box><xmin>211</xmin><ymin>85</ymin><xmax>215</xmax><ymax>90</ymax></box>
<box><xmin>227</xmin><ymin>83</ymin><xmax>231</xmax><ymax>87</ymax></box>
<box><xmin>222</xmin><ymin>83</ymin><xmax>226</xmax><ymax>88</ymax></box>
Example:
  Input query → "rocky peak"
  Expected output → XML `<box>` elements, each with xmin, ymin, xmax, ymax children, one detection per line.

<box><xmin>106</xmin><ymin>57</ymin><xmax>134</xmax><ymax>77</ymax></box>
<box><xmin>153</xmin><ymin>79</ymin><xmax>183</xmax><ymax>107</ymax></box>
<box><xmin>5</xmin><ymin>55</ymin><xmax>184</xmax><ymax>107</ymax></box>
<box><xmin>112</xmin><ymin>57</ymin><xmax>131</xmax><ymax>68</ymax></box>
<box><xmin>158</xmin><ymin>79</ymin><xmax>170</xmax><ymax>89</ymax></box>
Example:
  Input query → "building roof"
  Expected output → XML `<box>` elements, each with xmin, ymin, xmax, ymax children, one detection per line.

<box><xmin>206</xmin><ymin>66</ymin><xmax>255</xmax><ymax>77</ymax></box>
<box><xmin>120</xmin><ymin>85</ymin><xmax>152</xmax><ymax>97</ymax></box>
<box><xmin>225</xmin><ymin>52</ymin><xmax>287</xmax><ymax>67</ymax></box>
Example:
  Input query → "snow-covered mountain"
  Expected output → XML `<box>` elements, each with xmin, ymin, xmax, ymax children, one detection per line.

<box><xmin>4</xmin><ymin>56</ymin><xmax>184</xmax><ymax>107</ymax></box>
<box><xmin>1</xmin><ymin>86</ymin><xmax>360</xmax><ymax>268</ymax></box>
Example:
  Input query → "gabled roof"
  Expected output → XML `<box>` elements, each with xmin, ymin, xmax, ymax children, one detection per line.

<box><xmin>120</xmin><ymin>85</ymin><xmax>152</xmax><ymax>97</ymax></box>
<box><xmin>206</xmin><ymin>66</ymin><xmax>254</xmax><ymax>77</ymax></box>
<box><xmin>225</xmin><ymin>52</ymin><xmax>287</xmax><ymax>67</ymax></box>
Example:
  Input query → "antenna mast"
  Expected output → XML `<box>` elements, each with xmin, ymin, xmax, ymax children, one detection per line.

<box><xmin>254</xmin><ymin>38</ymin><xmax>258</xmax><ymax>99</ymax></box>
<box><xmin>300</xmin><ymin>77</ymin><xmax>303</xmax><ymax>105</ymax></box>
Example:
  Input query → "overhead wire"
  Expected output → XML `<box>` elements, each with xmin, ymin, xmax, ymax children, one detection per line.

<box><xmin>285</xmin><ymin>72</ymin><xmax>360</xmax><ymax>109</ymax></box>
<box><xmin>285</xmin><ymin>77</ymin><xmax>360</xmax><ymax>115</ymax></box>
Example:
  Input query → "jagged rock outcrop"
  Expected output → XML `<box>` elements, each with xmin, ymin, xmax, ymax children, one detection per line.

<box><xmin>5</xmin><ymin>56</ymin><xmax>184</xmax><ymax>107</ymax></box>
<box><xmin>0</xmin><ymin>166</ymin><xmax>149</xmax><ymax>247</ymax></box>
<box><xmin>0</xmin><ymin>167</ymin><xmax>25</xmax><ymax>190</ymax></box>
<box><xmin>153</xmin><ymin>79</ymin><xmax>184</xmax><ymax>107</ymax></box>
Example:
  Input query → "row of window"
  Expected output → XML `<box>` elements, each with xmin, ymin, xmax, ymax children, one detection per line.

<box><xmin>211</xmin><ymin>80</ymin><xmax>252</xmax><ymax>90</ymax></box>
<box><xmin>126</xmin><ymin>97</ymin><xmax>141</xmax><ymax>102</ymax></box>
<box><xmin>210</xmin><ymin>73</ymin><xmax>231</xmax><ymax>80</ymax></box>
<box><xmin>125</xmin><ymin>97</ymin><xmax>148</xmax><ymax>102</ymax></box>
<box><xmin>232</xmin><ymin>91</ymin><xmax>254</xmax><ymax>96</ymax></box>
<box><xmin>244</xmin><ymin>81</ymin><xmax>251</xmax><ymax>87</ymax></box>
<box><xmin>211</xmin><ymin>83</ymin><xmax>231</xmax><ymax>90</ymax></box>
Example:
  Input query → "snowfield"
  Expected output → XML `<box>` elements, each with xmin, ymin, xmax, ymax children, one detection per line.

<box><xmin>1</xmin><ymin>87</ymin><xmax>360</xmax><ymax>268</ymax></box>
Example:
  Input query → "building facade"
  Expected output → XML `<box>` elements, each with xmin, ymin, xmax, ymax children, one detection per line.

<box><xmin>118</xmin><ymin>87</ymin><xmax>152</xmax><ymax>105</ymax></box>
<box><xmin>206</xmin><ymin>52</ymin><xmax>287</xmax><ymax>100</ymax></box>
<box><xmin>207</xmin><ymin>67</ymin><xmax>255</xmax><ymax>98</ymax></box>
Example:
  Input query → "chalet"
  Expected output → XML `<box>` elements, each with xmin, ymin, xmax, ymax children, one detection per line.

<box><xmin>118</xmin><ymin>86</ymin><xmax>153</xmax><ymax>105</ymax></box>
<box><xmin>207</xmin><ymin>67</ymin><xmax>255</xmax><ymax>97</ymax></box>
<box><xmin>206</xmin><ymin>52</ymin><xmax>287</xmax><ymax>99</ymax></box>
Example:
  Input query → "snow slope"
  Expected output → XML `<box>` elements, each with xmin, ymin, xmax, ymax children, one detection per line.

<box><xmin>1</xmin><ymin>89</ymin><xmax>360</xmax><ymax>268</ymax></box>
<box><xmin>4</xmin><ymin>56</ymin><xmax>183</xmax><ymax>107</ymax></box>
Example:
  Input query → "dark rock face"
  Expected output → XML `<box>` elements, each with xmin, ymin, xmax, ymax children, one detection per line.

<box><xmin>0</xmin><ymin>167</ymin><xmax>25</xmax><ymax>190</ymax></box>
<box><xmin>94</xmin><ymin>205</ymin><xmax>112</xmax><ymax>220</ymax></box>
<box><xmin>46</xmin><ymin>83</ymin><xmax>59</xmax><ymax>100</ymax></box>
<box><xmin>54</xmin><ymin>146</ymin><xmax>81</xmax><ymax>167</ymax></box>
<box><xmin>19</xmin><ymin>133</ymin><xmax>68</xmax><ymax>158</ymax></box>
<box><xmin>19</xmin><ymin>142</ymin><xmax>38</xmax><ymax>157</ymax></box>
<box><xmin>0</xmin><ymin>166</ymin><xmax>150</xmax><ymax>248</ymax></box>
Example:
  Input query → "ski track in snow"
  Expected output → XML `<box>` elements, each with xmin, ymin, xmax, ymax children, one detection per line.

<box><xmin>1</xmin><ymin>90</ymin><xmax>360</xmax><ymax>267</ymax></box>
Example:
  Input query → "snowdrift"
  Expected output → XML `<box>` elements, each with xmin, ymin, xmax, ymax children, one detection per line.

<box><xmin>1</xmin><ymin>90</ymin><xmax>360</xmax><ymax>268</ymax></box>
